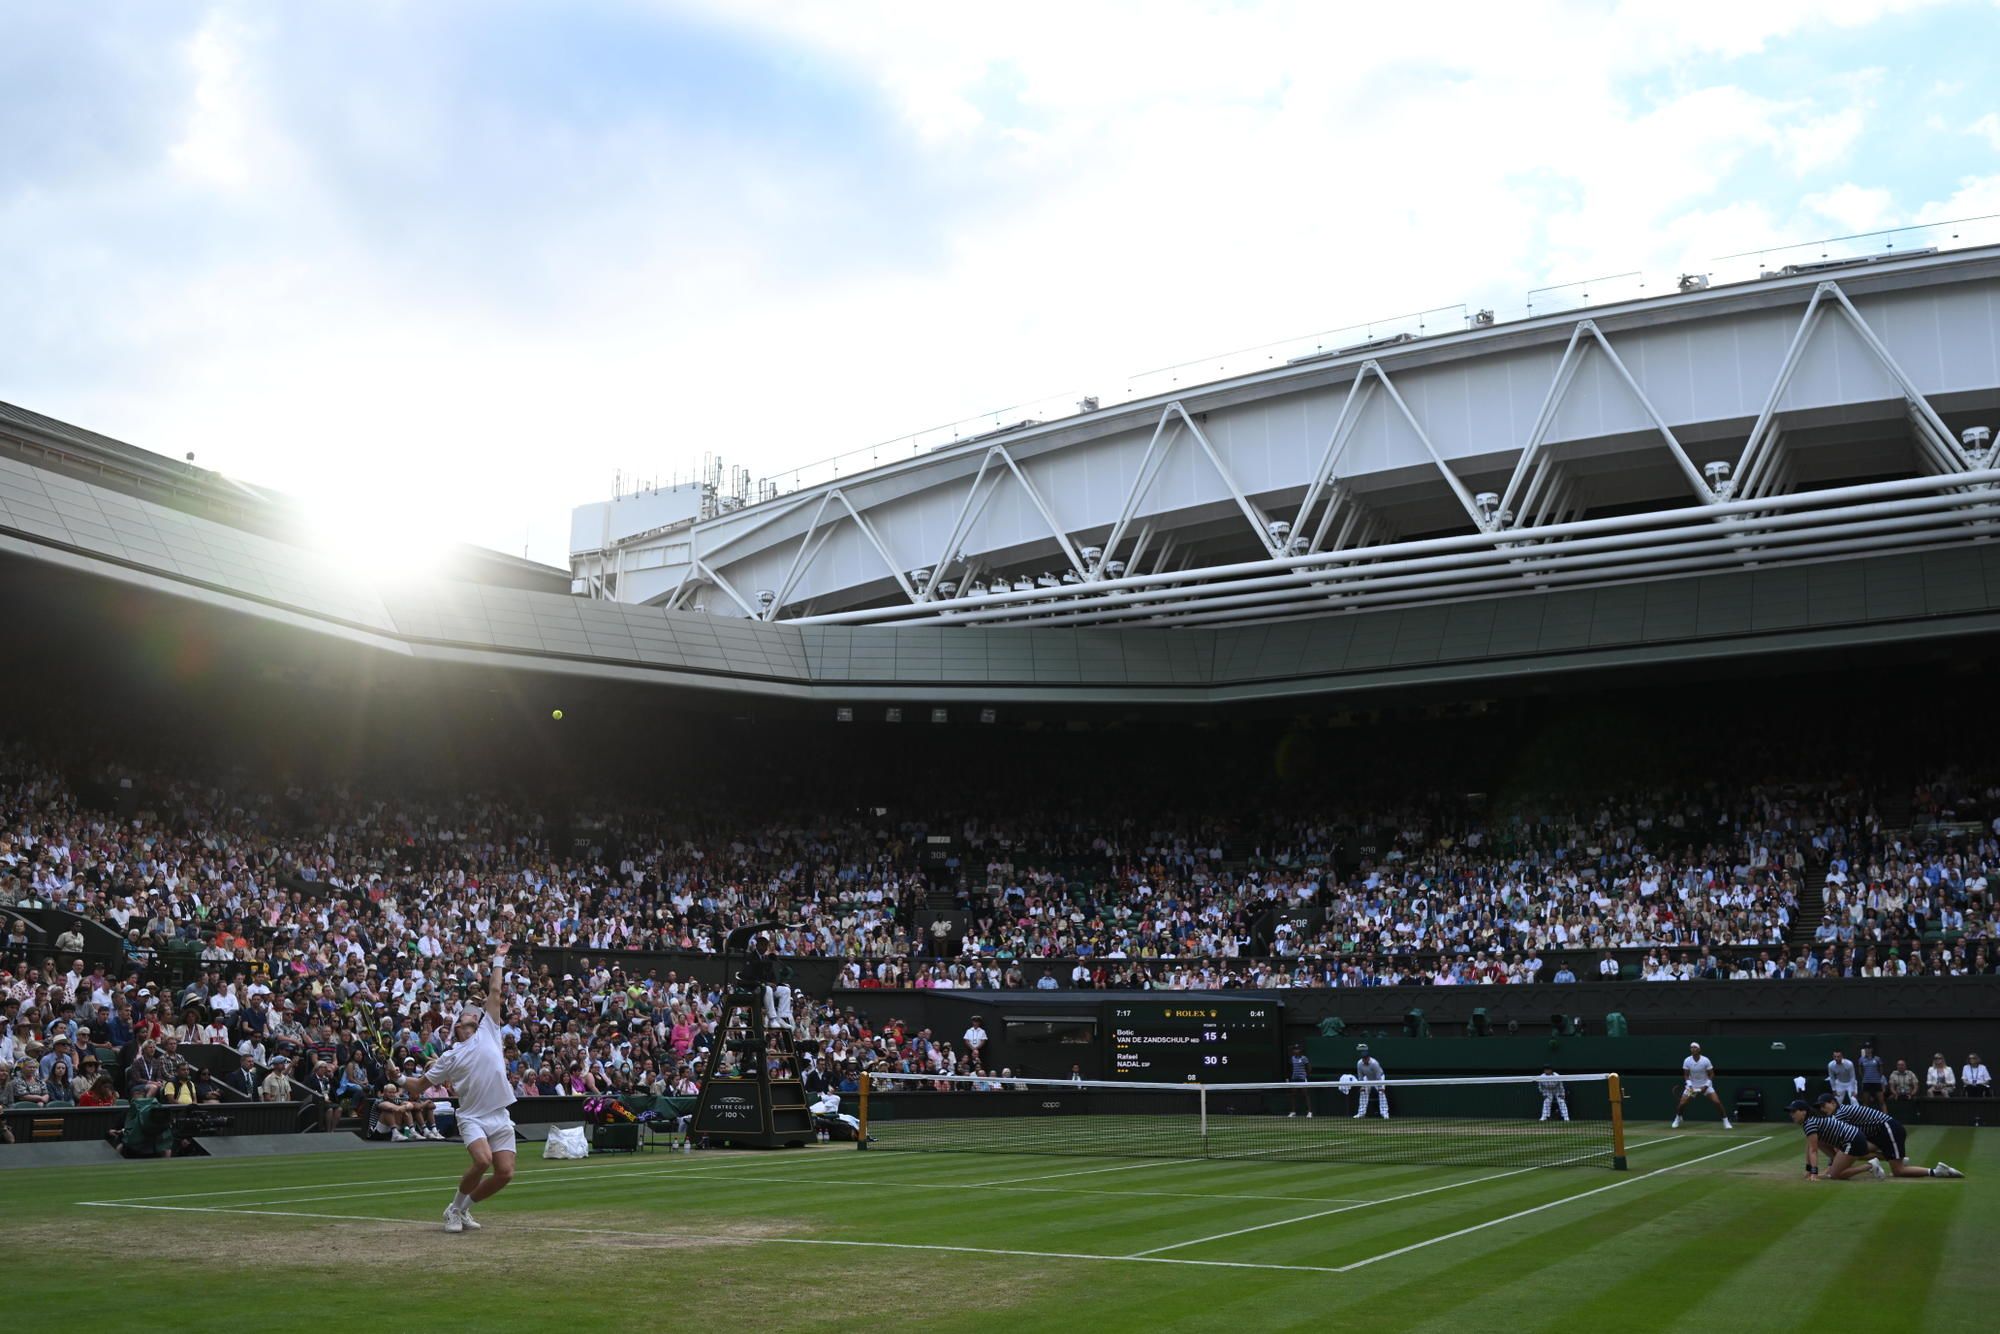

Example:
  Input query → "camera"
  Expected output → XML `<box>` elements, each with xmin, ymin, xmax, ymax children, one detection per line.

<box><xmin>175</xmin><ymin>1109</ymin><xmax>234</xmax><ymax>1135</ymax></box>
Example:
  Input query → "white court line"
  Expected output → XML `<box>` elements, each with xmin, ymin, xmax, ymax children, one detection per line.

<box><xmin>190</xmin><ymin>1162</ymin><xmax>1375</xmax><ymax>1213</ymax></box>
<box><xmin>85</xmin><ymin>1145</ymin><xmax>861</xmax><ymax>1206</ymax></box>
<box><xmin>72</xmin><ymin>1136</ymin><xmax>1713</xmax><ymax>1278</ymax></box>
<box><xmin>1125</xmin><ymin>1136</ymin><xmax>1684</xmax><ymax>1258</ymax></box>
<box><xmin>711</xmin><ymin>1175</ymin><xmax>1372</xmax><ymax>1206</ymax></box>
<box><xmin>1331</xmin><ymin>1136</ymin><xmax>1773</xmax><ymax>1272</ymax></box>
<box><xmin>962</xmin><ymin>1137</ymin><xmax>1430</xmax><ymax>1186</ymax></box>
<box><xmin>178</xmin><ymin>1159</ymin><xmax>820</xmax><ymax>1212</ymax></box>
<box><xmin>74</xmin><ymin>1201</ymin><xmax>1355</xmax><ymax>1275</ymax></box>
<box><xmin>968</xmin><ymin>1129</ymin><xmax>1677</xmax><ymax>1188</ymax></box>
<box><xmin>1128</xmin><ymin>1167</ymin><xmax>1533</xmax><ymax>1257</ymax></box>
<box><xmin>970</xmin><ymin>1158</ymin><xmax>1194</xmax><ymax>1187</ymax></box>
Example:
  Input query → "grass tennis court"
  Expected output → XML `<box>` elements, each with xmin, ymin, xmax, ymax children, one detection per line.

<box><xmin>10</xmin><ymin>1125</ymin><xmax>1992</xmax><ymax>1331</ymax></box>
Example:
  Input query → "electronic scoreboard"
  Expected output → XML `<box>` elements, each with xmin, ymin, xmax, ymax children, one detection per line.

<box><xmin>1102</xmin><ymin>998</ymin><xmax>1282</xmax><ymax>1083</ymax></box>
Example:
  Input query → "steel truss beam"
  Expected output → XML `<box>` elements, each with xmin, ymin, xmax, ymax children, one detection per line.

<box><xmin>789</xmin><ymin>468</ymin><xmax>2000</xmax><ymax>629</ymax></box>
<box><xmin>1499</xmin><ymin>320</ymin><xmax>1715</xmax><ymax>526</ymax></box>
<box><xmin>1094</xmin><ymin>402</ymin><xmax>1283</xmax><ymax>575</ymax></box>
<box><xmin>1732</xmin><ymin>281</ymin><xmax>1973</xmax><ymax>501</ymax></box>
<box><xmin>756</xmin><ymin>489</ymin><xmax>921</xmax><ymax>619</ymax></box>
<box><xmin>917</xmin><ymin>445</ymin><xmax>1092</xmax><ymax>602</ymax></box>
<box><xmin>725</xmin><ymin>280</ymin><xmax>1984</xmax><ymax>626</ymax></box>
<box><xmin>761</xmin><ymin>440</ymin><xmax>1098</xmax><ymax>617</ymax></box>
<box><xmin>1293</xmin><ymin>360</ymin><xmax>1484</xmax><ymax>551</ymax></box>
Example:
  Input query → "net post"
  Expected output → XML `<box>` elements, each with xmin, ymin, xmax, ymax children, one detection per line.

<box><xmin>1199</xmin><ymin>1084</ymin><xmax>1209</xmax><ymax>1156</ymax></box>
<box><xmin>1607</xmin><ymin>1073</ymin><xmax>1628</xmax><ymax>1171</ymax></box>
<box><xmin>856</xmin><ymin>1072</ymin><xmax>870</xmax><ymax>1150</ymax></box>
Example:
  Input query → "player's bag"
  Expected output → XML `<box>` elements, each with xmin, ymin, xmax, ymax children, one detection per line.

<box><xmin>543</xmin><ymin>1125</ymin><xmax>591</xmax><ymax>1159</ymax></box>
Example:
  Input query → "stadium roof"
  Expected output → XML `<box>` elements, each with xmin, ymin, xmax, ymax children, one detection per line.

<box><xmin>0</xmin><ymin>400</ymin><xmax>569</xmax><ymax>596</ymax></box>
<box><xmin>5</xmin><ymin>430</ymin><xmax>2000</xmax><ymax>706</ymax></box>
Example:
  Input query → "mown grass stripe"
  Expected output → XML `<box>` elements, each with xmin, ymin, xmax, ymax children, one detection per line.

<box><xmin>1805</xmin><ymin>1128</ymin><xmax>1971</xmax><ymax>1325</ymax></box>
<box><xmin>1331</xmin><ymin>1169</ymin><xmax>1744</xmax><ymax>1328</ymax></box>
<box><xmin>1327</xmin><ymin>1137</ymin><xmax>1770</xmax><ymax>1271</ymax></box>
<box><xmin>1235</xmin><ymin>1138</ymin><xmax>1724</xmax><ymax>1268</ymax></box>
<box><xmin>1552</xmin><ymin>1170</ymin><xmax>1796</xmax><ymax>1322</ymax></box>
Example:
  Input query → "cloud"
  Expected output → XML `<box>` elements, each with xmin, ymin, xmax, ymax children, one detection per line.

<box><xmin>1804</xmin><ymin>183</ymin><xmax>1898</xmax><ymax>231</ymax></box>
<box><xmin>1969</xmin><ymin>112</ymin><xmax>2000</xmax><ymax>151</ymax></box>
<box><xmin>1913</xmin><ymin>173</ymin><xmax>2000</xmax><ymax>222</ymax></box>
<box><xmin>169</xmin><ymin>15</ymin><xmax>257</xmax><ymax>189</ymax></box>
<box><xmin>0</xmin><ymin>0</ymin><xmax>1981</xmax><ymax>566</ymax></box>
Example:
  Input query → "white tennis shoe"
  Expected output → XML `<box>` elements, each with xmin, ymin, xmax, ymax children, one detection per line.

<box><xmin>443</xmin><ymin>1206</ymin><xmax>464</xmax><ymax>1234</ymax></box>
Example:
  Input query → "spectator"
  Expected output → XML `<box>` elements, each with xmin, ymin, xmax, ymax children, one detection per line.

<box><xmin>220</xmin><ymin>1052</ymin><xmax>260</xmax><ymax>1101</ymax></box>
<box><xmin>1552</xmin><ymin>963</ymin><xmax>1577</xmax><ymax>984</ymax></box>
<box><xmin>299</xmin><ymin>1058</ymin><xmax>340</xmax><ymax>1132</ymax></box>
<box><xmin>43</xmin><ymin>1057</ymin><xmax>75</xmax><ymax>1105</ymax></box>
<box><xmin>126</xmin><ymin>1040</ymin><xmax>164</xmax><ymax>1097</ymax></box>
<box><xmin>38</xmin><ymin>1034</ymin><xmax>75</xmax><ymax>1082</ymax></box>
<box><xmin>1887</xmin><ymin>1059</ymin><xmax>1920</xmax><ymax>1101</ymax></box>
<box><xmin>5</xmin><ymin>1059</ymin><xmax>51</xmax><ymax>1109</ymax></box>
<box><xmin>962</xmin><ymin>1015</ymin><xmax>988</xmax><ymax>1069</ymax></box>
<box><xmin>370</xmin><ymin>1083</ymin><xmax>418</xmax><ymax>1141</ymax></box>
<box><xmin>77</xmin><ymin>1074</ymin><xmax>116</xmax><ymax>1107</ymax></box>
<box><xmin>1963</xmin><ymin>1053</ymin><xmax>1992</xmax><ymax>1098</ymax></box>
<box><xmin>71</xmin><ymin>1055</ymin><xmax>103</xmax><ymax>1102</ymax></box>
<box><xmin>1926</xmin><ymin>1053</ymin><xmax>1957</xmax><ymax>1098</ymax></box>
<box><xmin>260</xmin><ymin>1057</ymin><xmax>294</xmax><ymax>1103</ymax></box>
<box><xmin>159</xmin><ymin>1062</ymin><xmax>198</xmax><ymax>1105</ymax></box>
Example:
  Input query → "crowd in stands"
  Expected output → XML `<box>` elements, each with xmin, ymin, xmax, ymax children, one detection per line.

<box><xmin>1</xmin><ymin>737</ymin><xmax>1997</xmax><ymax>1139</ymax></box>
<box><xmin>2</xmin><ymin>747</ymin><xmax>1997</xmax><ymax>993</ymax></box>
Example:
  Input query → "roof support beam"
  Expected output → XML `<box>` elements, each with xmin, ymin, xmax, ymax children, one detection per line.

<box><xmin>1734</xmin><ymin>281</ymin><xmax>1974</xmax><ymax>502</ymax></box>
<box><xmin>1500</xmin><ymin>320</ymin><xmax>1713</xmax><ymax>525</ymax></box>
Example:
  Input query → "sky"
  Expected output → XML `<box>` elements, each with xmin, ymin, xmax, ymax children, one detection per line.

<box><xmin>5</xmin><ymin>0</ymin><xmax>1999</xmax><ymax>570</ymax></box>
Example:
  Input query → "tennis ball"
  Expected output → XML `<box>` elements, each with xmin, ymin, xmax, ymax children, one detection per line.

<box><xmin>551</xmin><ymin>709</ymin><xmax>564</xmax><ymax>721</ymax></box>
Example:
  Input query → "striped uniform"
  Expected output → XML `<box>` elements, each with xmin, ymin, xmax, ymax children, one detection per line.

<box><xmin>1801</xmin><ymin>1112</ymin><xmax>1869</xmax><ymax>1158</ymax></box>
<box><xmin>1536</xmin><ymin>1073</ymin><xmax>1570</xmax><ymax>1122</ymax></box>
<box><xmin>1832</xmin><ymin>1102</ymin><xmax>1908</xmax><ymax>1161</ymax></box>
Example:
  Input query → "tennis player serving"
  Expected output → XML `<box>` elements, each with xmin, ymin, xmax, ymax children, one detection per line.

<box><xmin>403</xmin><ymin>942</ymin><xmax>518</xmax><ymax>1233</ymax></box>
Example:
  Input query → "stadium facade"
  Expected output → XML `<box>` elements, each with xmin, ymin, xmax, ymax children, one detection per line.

<box><xmin>5</xmin><ymin>243</ymin><xmax>2000</xmax><ymax>707</ymax></box>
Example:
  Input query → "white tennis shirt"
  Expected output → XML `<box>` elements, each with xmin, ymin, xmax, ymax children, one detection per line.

<box><xmin>424</xmin><ymin>1011</ymin><xmax>516</xmax><ymax>1119</ymax></box>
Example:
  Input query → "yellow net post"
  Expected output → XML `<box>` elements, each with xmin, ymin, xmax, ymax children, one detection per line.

<box><xmin>1608</xmin><ymin>1073</ymin><xmax>1628</xmax><ymax>1171</ymax></box>
<box><xmin>857</xmin><ymin>1072</ymin><xmax>871</xmax><ymax>1150</ymax></box>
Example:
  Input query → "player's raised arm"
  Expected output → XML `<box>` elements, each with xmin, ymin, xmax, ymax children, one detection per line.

<box><xmin>486</xmin><ymin>941</ymin><xmax>509</xmax><ymax>1023</ymax></box>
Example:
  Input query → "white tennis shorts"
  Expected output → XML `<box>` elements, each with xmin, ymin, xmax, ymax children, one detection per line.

<box><xmin>1684</xmin><ymin>1080</ymin><xmax>1713</xmax><ymax>1095</ymax></box>
<box><xmin>456</xmin><ymin>1110</ymin><xmax>517</xmax><ymax>1155</ymax></box>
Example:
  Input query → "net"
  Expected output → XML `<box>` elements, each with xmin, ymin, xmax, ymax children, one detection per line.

<box><xmin>859</xmin><ymin>1072</ymin><xmax>1627</xmax><ymax>1170</ymax></box>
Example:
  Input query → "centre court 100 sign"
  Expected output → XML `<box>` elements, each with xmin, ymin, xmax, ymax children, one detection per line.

<box><xmin>1103</xmin><ymin>1000</ymin><xmax>1281</xmax><ymax>1082</ymax></box>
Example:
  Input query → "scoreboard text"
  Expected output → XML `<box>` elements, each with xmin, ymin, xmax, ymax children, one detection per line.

<box><xmin>1103</xmin><ymin>999</ymin><xmax>1281</xmax><ymax>1083</ymax></box>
